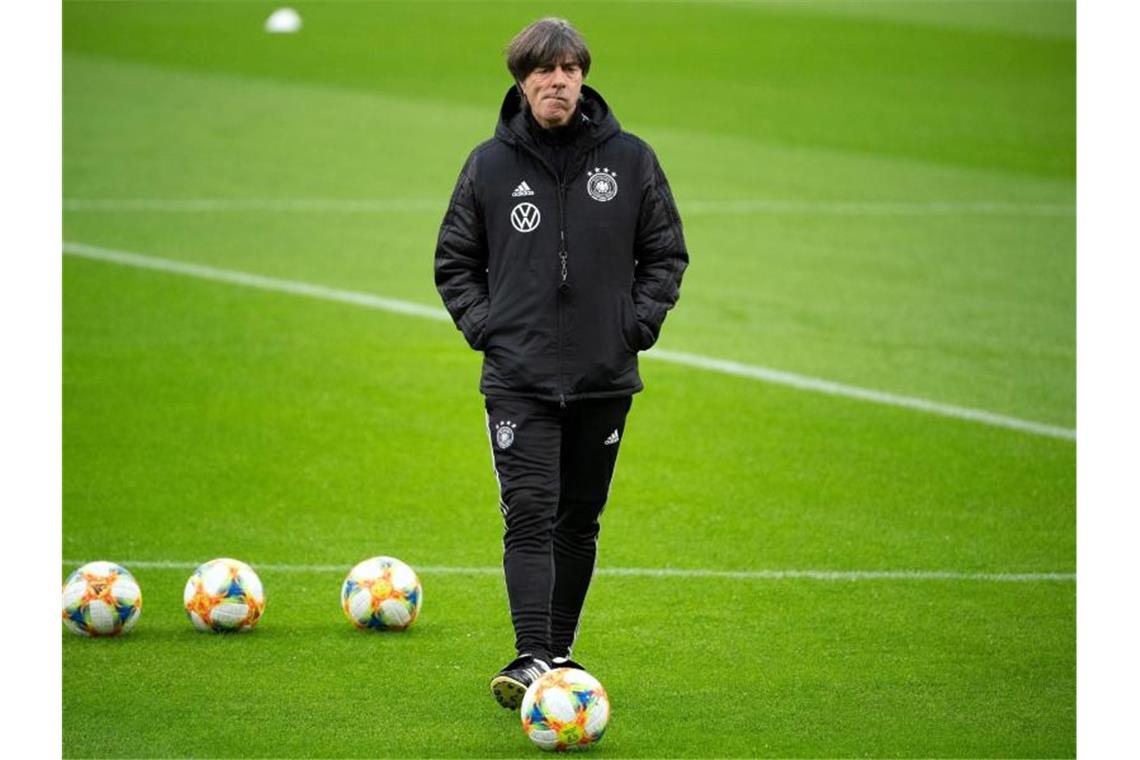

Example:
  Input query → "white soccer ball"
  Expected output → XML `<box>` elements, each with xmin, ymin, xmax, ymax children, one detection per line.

<box><xmin>341</xmin><ymin>556</ymin><xmax>422</xmax><ymax>630</ymax></box>
<box><xmin>521</xmin><ymin>668</ymin><xmax>611</xmax><ymax>751</ymax></box>
<box><xmin>265</xmin><ymin>8</ymin><xmax>302</xmax><ymax>34</ymax></box>
<box><xmin>183</xmin><ymin>558</ymin><xmax>265</xmax><ymax>632</ymax></box>
<box><xmin>61</xmin><ymin>561</ymin><xmax>142</xmax><ymax>637</ymax></box>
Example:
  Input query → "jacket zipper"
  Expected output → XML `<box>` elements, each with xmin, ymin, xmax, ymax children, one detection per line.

<box><xmin>513</xmin><ymin>140</ymin><xmax>570</xmax><ymax>406</ymax></box>
<box><xmin>556</xmin><ymin>182</ymin><xmax>568</xmax><ymax>408</ymax></box>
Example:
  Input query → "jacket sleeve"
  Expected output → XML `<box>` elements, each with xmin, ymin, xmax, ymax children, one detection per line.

<box><xmin>632</xmin><ymin>148</ymin><xmax>689</xmax><ymax>350</ymax></box>
<box><xmin>434</xmin><ymin>152</ymin><xmax>491</xmax><ymax>351</ymax></box>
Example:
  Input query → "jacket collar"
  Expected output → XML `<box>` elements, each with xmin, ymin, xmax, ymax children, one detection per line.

<box><xmin>494</xmin><ymin>84</ymin><xmax>620</xmax><ymax>151</ymax></box>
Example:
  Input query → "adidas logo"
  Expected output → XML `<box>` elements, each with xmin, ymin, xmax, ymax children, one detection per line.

<box><xmin>604</xmin><ymin>429</ymin><xmax>620</xmax><ymax>446</ymax></box>
<box><xmin>511</xmin><ymin>181</ymin><xmax>535</xmax><ymax>197</ymax></box>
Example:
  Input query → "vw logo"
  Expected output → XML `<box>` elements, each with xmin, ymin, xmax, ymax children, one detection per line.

<box><xmin>510</xmin><ymin>202</ymin><xmax>541</xmax><ymax>233</ymax></box>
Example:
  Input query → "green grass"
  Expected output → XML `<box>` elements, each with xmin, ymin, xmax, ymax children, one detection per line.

<box><xmin>64</xmin><ymin>1</ymin><xmax>1075</xmax><ymax>757</ymax></box>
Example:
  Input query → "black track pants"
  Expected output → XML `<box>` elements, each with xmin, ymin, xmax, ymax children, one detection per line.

<box><xmin>485</xmin><ymin>395</ymin><xmax>632</xmax><ymax>662</ymax></box>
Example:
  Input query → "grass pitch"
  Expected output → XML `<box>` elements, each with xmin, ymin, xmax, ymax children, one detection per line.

<box><xmin>64</xmin><ymin>1</ymin><xmax>1075</xmax><ymax>757</ymax></box>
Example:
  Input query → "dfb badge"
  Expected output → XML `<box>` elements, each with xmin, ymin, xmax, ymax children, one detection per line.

<box><xmin>494</xmin><ymin>420</ymin><xmax>517</xmax><ymax>450</ymax></box>
<box><xmin>586</xmin><ymin>167</ymin><xmax>618</xmax><ymax>202</ymax></box>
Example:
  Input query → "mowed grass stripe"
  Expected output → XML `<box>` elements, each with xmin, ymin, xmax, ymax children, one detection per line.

<box><xmin>63</xmin><ymin>52</ymin><xmax>1075</xmax><ymax>426</ymax></box>
<box><xmin>61</xmin><ymin>559</ymin><xmax>1074</xmax><ymax>583</ymax></box>
<box><xmin>63</xmin><ymin>566</ymin><xmax>1076</xmax><ymax>757</ymax></box>
<box><xmin>63</xmin><ymin>197</ymin><xmax>1075</xmax><ymax>217</ymax></box>
<box><xmin>63</xmin><ymin>241</ymin><xmax>1076</xmax><ymax>441</ymax></box>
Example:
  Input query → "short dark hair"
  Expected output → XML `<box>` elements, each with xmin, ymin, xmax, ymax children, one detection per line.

<box><xmin>505</xmin><ymin>17</ymin><xmax>591</xmax><ymax>83</ymax></box>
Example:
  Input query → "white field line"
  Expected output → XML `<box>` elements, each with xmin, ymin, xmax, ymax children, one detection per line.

<box><xmin>63</xmin><ymin>241</ymin><xmax>1075</xmax><ymax>442</ymax></box>
<box><xmin>60</xmin><ymin>0</ymin><xmax>1077</xmax><ymax>4</ymax></box>
<box><xmin>62</xmin><ymin>559</ymin><xmax>1075</xmax><ymax>583</ymax></box>
<box><xmin>62</xmin><ymin>197</ymin><xmax>1076</xmax><ymax>217</ymax></box>
<box><xmin>683</xmin><ymin>199</ymin><xmax>1074</xmax><ymax>216</ymax></box>
<box><xmin>64</xmin><ymin>241</ymin><xmax>450</xmax><ymax>323</ymax></box>
<box><xmin>647</xmin><ymin>349</ymin><xmax>1075</xmax><ymax>440</ymax></box>
<box><xmin>64</xmin><ymin>198</ymin><xmax>443</xmax><ymax>213</ymax></box>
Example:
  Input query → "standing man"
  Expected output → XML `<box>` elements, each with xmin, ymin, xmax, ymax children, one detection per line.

<box><xmin>435</xmin><ymin>17</ymin><xmax>688</xmax><ymax>710</ymax></box>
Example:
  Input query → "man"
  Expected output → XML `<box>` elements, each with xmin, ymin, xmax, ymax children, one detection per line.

<box><xmin>434</xmin><ymin>17</ymin><xmax>688</xmax><ymax>710</ymax></box>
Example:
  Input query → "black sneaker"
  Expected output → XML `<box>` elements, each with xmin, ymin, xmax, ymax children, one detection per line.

<box><xmin>551</xmin><ymin>656</ymin><xmax>587</xmax><ymax>671</ymax></box>
<box><xmin>490</xmin><ymin>654</ymin><xmax>551</xmax><ymax>710</ymax></box>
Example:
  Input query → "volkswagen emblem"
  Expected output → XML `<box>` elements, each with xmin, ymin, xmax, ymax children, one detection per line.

<box><xmin>510</xmin><ymin>202</ymin><xmax>541</xmax><ymax>233</ymax></box>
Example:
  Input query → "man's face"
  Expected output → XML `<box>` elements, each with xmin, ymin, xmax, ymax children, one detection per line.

<box><xmin>520</xmin><ymin>58</ymin><xmax>583</xmax><ymax>129</ymax></box>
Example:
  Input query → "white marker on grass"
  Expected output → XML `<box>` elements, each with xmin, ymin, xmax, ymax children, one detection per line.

<box><xmin>265</xmin><ymin>8</ymin><xmax>302</xmax><ymax>34</ymax></box>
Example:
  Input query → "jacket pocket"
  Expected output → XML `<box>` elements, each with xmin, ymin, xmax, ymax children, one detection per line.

<box><xmin>476</xmin><ymin>299</ymin><xmax>498</xmax><ymax>351</ymax></box>
<box><xmin>618</xmin><ymin>294</ymin><xmax>640</xmax><ymax>352</ymax></box>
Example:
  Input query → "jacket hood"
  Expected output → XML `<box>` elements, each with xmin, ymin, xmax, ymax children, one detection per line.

<box><xmin>494</xmin><ymin>84</ymin><xmax>621</xmax><ymax>148</ymax></box>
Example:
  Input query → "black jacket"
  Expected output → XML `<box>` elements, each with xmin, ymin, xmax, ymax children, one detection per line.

<box><xmin>434</xmin><ymin>85</ymin><xmax>688</xmax><ymax>402</ymax></box>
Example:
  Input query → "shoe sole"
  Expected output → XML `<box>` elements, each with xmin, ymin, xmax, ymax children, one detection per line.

<box><xmin>490</xmin><ymin>674</ymin><xmax>528</xmax><ymax>710</ymax></box>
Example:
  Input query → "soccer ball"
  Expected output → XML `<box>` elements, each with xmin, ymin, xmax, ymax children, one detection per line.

<box><xmin>341</xmin><ymin>556</ymin><xmax>422</xmax><ymax>630</ymax></box>
<box><xmin>61</xmin><ymin>561</ymin><xmax>142</xmax><ymax>637</ymax></box>
<box><xmin>183</xmin><ymin>558</ymin><xmax>265</xmax><ymax>632</ymax></box>
<box><xmin>521</xmin><ymin>668</ymin><xmax>610</xmax><ymax>751</ymax></box>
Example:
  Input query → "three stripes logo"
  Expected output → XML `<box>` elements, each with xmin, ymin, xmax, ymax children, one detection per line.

<box><xmin>604</xmin><ymin>429</ymin><xmax>620</xmax><ymax>446</ymax></box>
<box><xmin>511</xmin><ymin>181</ymin><xmax>535</xmax><ymax>197</ymax></box>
